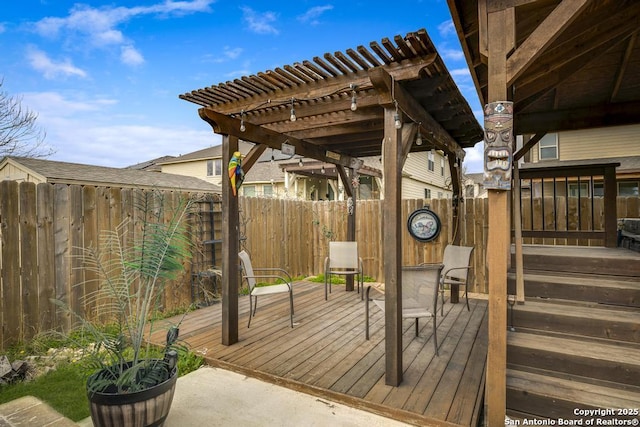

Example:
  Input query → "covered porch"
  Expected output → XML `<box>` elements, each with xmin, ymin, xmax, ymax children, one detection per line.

<box><xmin>150</xmin><ymin>281</ymin><xmax>488</xmax><ymax>427</ymax></box>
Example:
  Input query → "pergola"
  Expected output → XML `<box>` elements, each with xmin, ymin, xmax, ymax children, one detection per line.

<box><xmin>447</xmin><ymin>0</ymin><xmax>640</xmax><ymax>424</ymax></box>
<box><xmin>180</xmin><ymin>29</ymin><xmax>483</xmax><ymax>386</ymax></box>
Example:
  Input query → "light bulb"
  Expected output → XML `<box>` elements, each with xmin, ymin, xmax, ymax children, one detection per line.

<box><xmin>416</xmin><ymin>133</ymin><xmax>423</xmax><ymax>145</ymax></box>
<box><xmin>394</xmin><ymin>114</ymin><xmax>401</xmax><ymax>129</ymax></box>
<box><xmin>321</xmin><ymin>165</ymin><xmax>325</xmax><ymax>174</ymax></box>
<box><xmin>240</xmin><ymin>120</ymin><xmax>246</xmax><ymax>132</ymax></box>
<box><xmin>298</xmin><ymin>158</ymin><xmax>303</xmax><ymax>167</ymax></box>
<box><xmin>290</xmin><ymin>99</ymin><xmax>296</xmax><ymax>122</ymax></box>
<box><xmin>350</xmin><ymin>94</ymin><xmax>357</xmax><ymax>111</ymax></box>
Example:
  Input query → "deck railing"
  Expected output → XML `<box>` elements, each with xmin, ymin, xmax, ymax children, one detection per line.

<box><xmin>516</xmin><ymin>161</ymin><xmax>619</xmax><ymax>247</ymax></box>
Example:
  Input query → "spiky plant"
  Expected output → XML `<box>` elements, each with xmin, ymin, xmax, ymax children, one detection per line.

<box><xmin>54</xmin><ymin>190</ymin><xmax>194</xmax><ymax>394</ymax></box>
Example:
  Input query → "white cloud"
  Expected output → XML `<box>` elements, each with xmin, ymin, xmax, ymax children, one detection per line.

<box><xmin>241</xmin><ymin>7</ymin><xmax>279</xmax><ymax>35</ymax></box>
<box><xmin>26</xmin><ymin>47</ymin><xmax>87</xmax><ymax>79</ymax></box>
<box><xmin>0</xmin><ymin>23</ymin><xmax>6</xmax><ymax>33</ymax></box>
<box><xmin>297</xmin><ymin>5</ymin><xmax>334</xmax><ymax>25</ymax></box>
<box><xmin>121</xmin><ymin>45</ymin><xmax>145</xmax><ymax>66</ymax></box>
<box><xmin>438</xmin><ymin>20</ymin><xmax>456</xmax><ymax>38</ymax></box>
<box><xmin>31</xmin><ymin>1</ymin><xmax>214</xmax><ymax>66</ymax></box>
<box><xmin>464</xmin><ymin>142</ymin><xmax>485</xmax><ymax>174</ymax></box>
<box><xmin>441</xmin><ymin>47</ymin><xmax>465</xmax><ymax>61</ymax></box>
<box><xmin>21</xmin><ymin>91</ymin><xmax>117</xmax><ymax>116</ymax></box>
<box><xmin>19</xmin><ymin>90</ymin><xmax>216</xmax><ymax>168</ymax></box>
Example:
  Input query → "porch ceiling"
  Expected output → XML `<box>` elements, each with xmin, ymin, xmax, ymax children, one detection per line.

<box><xmin>180</xmin><ymin>29</ymin><xmax>484</xmax><ymax>161</ymax></box>
<box><xmin>448</xmin><ymin>0</ymin><xmax>640</xmax><ymax>135</ymax></box>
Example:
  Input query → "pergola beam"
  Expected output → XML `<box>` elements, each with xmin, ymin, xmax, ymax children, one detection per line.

<box><xmin>199</xmin><ymin>108</ymin><xmax>364</xmax><ymax>170</ymax></box>
<box><xmin>368</xmin><ymin>67</ymin><xmax>466</xmax><ymax>160</ymax></box>
<box><xmin>506</xmin><ymin>0</ymin><xmax>590</xmax><ymax>85</ymax></box>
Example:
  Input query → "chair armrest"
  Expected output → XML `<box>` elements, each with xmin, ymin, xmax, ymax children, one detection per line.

<box><xmin>246</xmin><ymin>267</ymin><xmax>293</xmax><ymax>283</ymax></box>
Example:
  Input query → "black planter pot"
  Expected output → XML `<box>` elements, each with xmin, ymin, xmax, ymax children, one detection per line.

<box><xmin>87</xmin><ymin>361</ymin><xmax>178</xmax><ymax>427</ymax></box>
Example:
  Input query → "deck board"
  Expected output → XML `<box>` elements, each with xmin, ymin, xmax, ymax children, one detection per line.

<box><xmin>149</xmin><ymin>280</ymin><xmax>487</xmax><ymax>426</ymax></box>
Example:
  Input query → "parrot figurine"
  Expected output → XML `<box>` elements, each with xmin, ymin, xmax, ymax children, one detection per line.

<box><xmin>228</xmin><ymin>151</ymin><xmax>244</xmax><ymax>196</ymax></box>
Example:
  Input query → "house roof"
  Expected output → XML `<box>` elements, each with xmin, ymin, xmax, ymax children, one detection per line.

<box><xmin>126</xmin><ymin>155</ymin><xmax>177</xmax><ymax>171</ymax></box>
<box><xmin>158</xmin><ymin>141</ymin><xmax>255</xmax><ymax>164</ymax></box>
<box><xmin>180</xmin><ymin>29</ymin><xmax>483</xmax><ymax>162</ymax></box>
<box><xmin>448</xmin><ymin>0</ymin><xmax>640</xmax><ymax>135</ymax></box>
<box><xmin>1</xmin><ymin>156</ymin><xmax>221</xmax><ymax>193</ymax></box>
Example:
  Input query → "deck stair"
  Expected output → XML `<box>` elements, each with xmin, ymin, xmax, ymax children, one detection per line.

<box><xmin>506</xmin><ymin>245</ymin><xmax>640</xmax><ymax>423</ymax></box>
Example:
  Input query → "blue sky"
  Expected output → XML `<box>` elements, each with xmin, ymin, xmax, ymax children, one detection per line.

<box><xmin>1</xmin><ymin>0</ymin><xmax>484</xmax><ymax>172</ymax></box>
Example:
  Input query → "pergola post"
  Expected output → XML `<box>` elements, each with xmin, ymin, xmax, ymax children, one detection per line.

<box><xmin>382</xmin><ymin>107</ymin><xmax>403</xmax><ymax>386</ymax></box>
<box><xmin>221</xmin><ymin>134</ymin><xmax>240</xmax><ymax>346</ymax></box>
<box><xmin>486</xmin><ymin>7</ymin><xmax>512</xmax><ymax>425</ymax></box>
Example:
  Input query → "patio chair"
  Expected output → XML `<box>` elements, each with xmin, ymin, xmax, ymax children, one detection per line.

<box><xmin>438</xmin><ymin>245</ymin><xmax>474</xmax><ymax>313</ymax></box>
<box><xmin>324</xmin><ymin>241</ymin><xmax>364</xmax><ymax>301</ymax></box>
<box><xmin>365</xmin><ymin>264</ymin><xmax>443</xmax><ymax>356</ymax></box>
<box><xmin>238</xmin><ymin>250</ymin><xmax>294</xmax><ymax>328</ymax></box>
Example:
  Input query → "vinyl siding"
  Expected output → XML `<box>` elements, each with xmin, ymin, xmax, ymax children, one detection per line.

<box><xmin>530</xmin><ymin>124</ymin><xmax>640</xmax><ymax>162</ymax></box>
<box><xmin>161</xmin><ymin>160</ymin><xmax>223</xmax><ymax>186</ymax></box>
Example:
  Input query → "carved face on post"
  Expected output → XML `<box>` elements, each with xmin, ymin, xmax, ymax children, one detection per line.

<box><xmin>483</xmin><ymin>101</ymin><xmax>513</xmax><ymax>190</ymax></box>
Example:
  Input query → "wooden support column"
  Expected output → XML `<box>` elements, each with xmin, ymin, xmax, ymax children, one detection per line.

<box><xmin>603</xmin><ymin>165</ymin><xmax>618</xmax><ymax>248</ymax></box>
<box><xmin>486</xmin><ymin>7</ymin><xmax>511</xmax><ymax>426</ymax></box>
<box><xmin>221</xmin><ymin>134</ymin><xmax>240</xmax><ymax>346</ymax></box>
<box><xmin>448</xmin><ymin>155</ymin><xmax>461</xmax><ymax>304</ymax></box>
<box><xmin>382</xmin><ymin>107</ymin><xmax>403</xmax><ymax>386</ymax></box>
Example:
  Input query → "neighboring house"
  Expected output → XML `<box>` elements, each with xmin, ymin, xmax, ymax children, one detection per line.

<box><xmin>0</xmin><ymin>156</ymin><xmax>221</xmax><ymax>193</ymax></box>
<box><xmin>522</xmin><ymin>124</ymin><xmax>640</xmax><ymax>197</ymax></box>
<box><xmin>158</xmin><ymin>141</ymin><xmax>454</xmax><ymax>200</ymax></box>
<box><xmin>464</xmin><ymin>173</ymin><xmax>489</xmax><ymax>199</ymax></box>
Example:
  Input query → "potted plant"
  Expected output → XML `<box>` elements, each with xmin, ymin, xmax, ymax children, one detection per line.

<box><xmin>54</xmin><ymin>190</ymin><xmax>195</xmax><ymax>427</ymax></box>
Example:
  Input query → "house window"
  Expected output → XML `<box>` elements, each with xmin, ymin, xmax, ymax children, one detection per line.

<box><xmin>538</xmin><ymin>134</ymin><xmax>558</xmax><ymax>160</ymax></box>
<box><xmin>593</xmin><ymin>182</ymin><xmax>604</xmax><ymax>197</ymax></box>
<box><xmin>263</xmin><ymin>185</ymin><xmax>273</xmax><ymax>197</ymax></box>
<box><xmin>465</xmin><ymin>185</ymin><xmax>475</xmax><ymax>198</ymax></box>
<box><xmin>243</xmin><ymin>185</ymin><xmax>256</xmax><ymax>197</ymax></box>
<box><xmin>568</xmin><ymin>182</ymin><xmax>589</xmax><ymax>197</ymax></box>
<box><xmin>619</xmin><ymin>181</ymin><xmax>639</xmax><ymax>196</ymax></box>
<box><xmin>428</xmin><ymin>151</ymin><xmax>435</xmax><ymax>172</ymax></box>
<box><xmin>207</xmin><ymin>159</ymin><xmax>222</xmax><ymax>176</ymax></box>
<box><xmin>425</xmin><ymin>188</ymin><xmax>431</xmax><ymax>199</ymax></box>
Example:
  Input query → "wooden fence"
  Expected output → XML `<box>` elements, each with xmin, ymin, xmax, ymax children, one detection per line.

<box><xmin>1</xmin><ymin>180</ymin><xmax>639</xmax><ymax>350</ymax></box>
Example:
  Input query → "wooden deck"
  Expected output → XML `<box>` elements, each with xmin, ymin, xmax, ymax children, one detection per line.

<box><xmin>149</xmin><ymin>281</ymin><xmax>488</xmax><ymax>426</ymax></box>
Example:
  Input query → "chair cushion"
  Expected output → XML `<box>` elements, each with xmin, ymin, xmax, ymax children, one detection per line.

<box><xmin>251</xmin><ymin>283</ymin><xmax>291</xmax><ymax>296</ymax></box>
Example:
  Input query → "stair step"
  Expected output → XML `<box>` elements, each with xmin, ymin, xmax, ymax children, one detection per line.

<box><xmin>507</xmin><ymin>369</ymin><xmax>640</xmax><ymax>421</ymax></box>
<box><xmin>511</xmin><ymin>299</ymin><xmax>640</xmax><ymax>343</ymax></box>
<box><xmin>508</xmin><ymin>271</ymin><xmax>640</xmax><ymax>307</ymax></box>
<box><xmin>513</xmin><ymin>245</ymin><xmax>640</xmax><ymax>276</ymax></box>
<box><xmin>507</xmin><ymin>332</ymin><xmax>640</xmax><ymax>386</ymax></box>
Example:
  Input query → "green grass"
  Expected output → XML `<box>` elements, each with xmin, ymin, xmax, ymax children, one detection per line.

<box><xmin>309</xmin><ymin>273</ymin><xmax>376</xmax><ymax>284</ymax></box>
<box><xmin>0</xmin><ymin>361</ymin><xmax>91</xmax><ymax>421</ymax></box>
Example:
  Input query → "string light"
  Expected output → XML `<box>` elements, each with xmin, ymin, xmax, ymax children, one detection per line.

<box><xmin>289</xmin><ymin>98</ymin><xmax>297</xmax><ymax>122</ymax></box>
<box><xmin>321</xmin><ymin>164</ymin><xmax>325</xmax><ymax>174</ymax></box>
<box><xmin>416</xmin><ymin>121</ymin><xmax>423</xmax><ymax>145</ymax></box>
<box><xmin>271</xmin><ymin>148</ymin><xmax>275</xmax><ymax>164</ymax></box>
<box><xmin>298</xmin><ymin>158</ymin><xmax>303</xmax><ymax>167</ymax></box>
<box><xmin>394</xmin><ymin>101</ymin><xmax>401</xmax><ymax>129</ymax></box>
<box><xmin>239</xmin><ymin>110</ymin><xmax>246</xmax><ymax>132</ymax></box>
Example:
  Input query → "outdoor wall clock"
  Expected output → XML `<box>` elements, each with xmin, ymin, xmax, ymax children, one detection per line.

<box><xmin>407</xmin><ymin>207</ymin><xmax>441</xmax><ymax>242</ymax></box>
